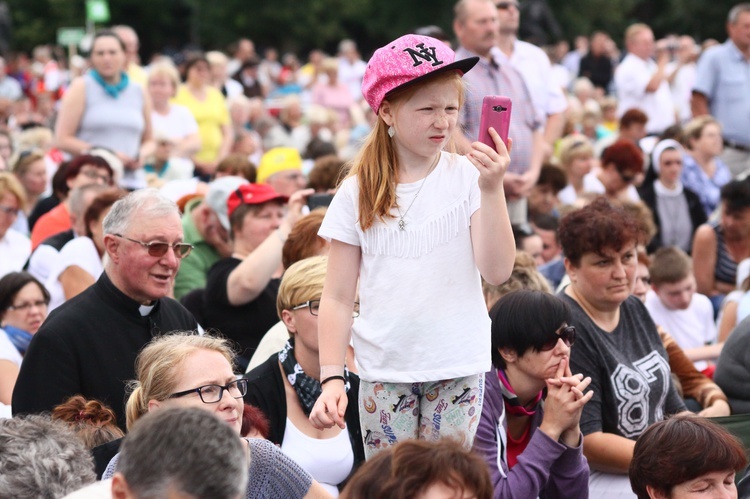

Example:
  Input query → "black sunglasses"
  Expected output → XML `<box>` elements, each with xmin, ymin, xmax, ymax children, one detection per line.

<box><xmin>539</xmin><ymin>325</ymin><xmax>576</xmax><ymax>351</ymax></box>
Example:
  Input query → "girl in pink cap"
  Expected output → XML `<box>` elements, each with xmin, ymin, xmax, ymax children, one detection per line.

<box><xmin>310</xmin><ymin>34</ymin><xmax>514</xmax><ymax>458</ymax></box>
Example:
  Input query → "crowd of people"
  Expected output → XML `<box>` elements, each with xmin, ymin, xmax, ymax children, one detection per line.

<box><xmin>1</xmin><ymin>1</ymin><xmax>750</xmax><ymax>498</ymax></box>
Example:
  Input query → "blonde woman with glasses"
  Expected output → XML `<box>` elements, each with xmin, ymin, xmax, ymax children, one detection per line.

<box><xmin>102</xmin><ymin>332</ymin><xmax>331</xmax><ymax>499</ymax></box>
<box><xmin>246</xmin><ymin>256</ymin><xmax>363</xmax><ymax>497</ymax></box>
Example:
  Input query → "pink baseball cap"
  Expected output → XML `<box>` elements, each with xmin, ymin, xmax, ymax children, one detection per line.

<box><xmin>362</xmin><ymin>34</ymin><xmax>479</xmax><ymax>114</ymax></box>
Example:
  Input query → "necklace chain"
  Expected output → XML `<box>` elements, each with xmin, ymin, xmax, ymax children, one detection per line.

<box><xmin>396</xmin><ymin>154</ymin><xmax>440</xmax><ymax>231</ymax></box>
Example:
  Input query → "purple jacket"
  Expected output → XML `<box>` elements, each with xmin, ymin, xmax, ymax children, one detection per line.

<box><xmin>472</xmin><ymin>367</ymin><xmax>590</xmax><ymax>499</ymax></box>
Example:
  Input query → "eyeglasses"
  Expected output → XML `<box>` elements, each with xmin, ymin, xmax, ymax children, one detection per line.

<box><xmin>539</xmin><ymin>325</ymin><xmax>576</xmax><ymax>351</ymax></box>
<box><xmin>290</xmin><ymin>299</ymin><xmax>360</xmax><ymax>318</ymax></box>
<box><xmin>8</xmin><ymin>299</ymin><xmax>48</xmax><ymax>312</ymax></box>
<box><xmin>168</xmin><ymin>377</ymin><xmax>248</xmax><ymax>404</ymax></box>
<box><xmin>80</xmin><ymin>168</ymin><xmax>112</xmax><ymax>184</ymax></box>
<box><xmin>0</xmin><ymin>205</ymin><xmax>18</xmax><ymax>216</ymax></box>
<box><xmin>113</xmin><ymin>234</ymin><xmax>193</xmax><ymax>258</ymax></box>
<box><xmin>496</xmin><ymin>1</ymin><xmax>519</xmax><ymax>9</ymax></box>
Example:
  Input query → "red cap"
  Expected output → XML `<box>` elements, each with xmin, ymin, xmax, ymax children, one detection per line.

<box><xmin>226</xmin><ymin>183</ymin><xmax>289</xmax><ymax>219</ymax></box>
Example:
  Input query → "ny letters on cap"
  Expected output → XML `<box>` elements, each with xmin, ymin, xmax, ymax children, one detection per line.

<box><xmin>362</xmin><ymin>34</ymin><xmax>479</xmax><ymax>114</ymax></box>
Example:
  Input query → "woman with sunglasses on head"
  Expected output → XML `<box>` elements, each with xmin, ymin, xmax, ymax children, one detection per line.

<box><xmin>245</xmin><ymin>256</ymin><xmax>363</xmax><ymax>497</ymax></box>
<box><xmin>473</xmin><ymin>289</ymin><xmax>592</xmax><ymax>499</ymax></box>
<box><xmin>102</xmin><ymin>332</ymin><xmax>331</xmax><ymax>499</ymax></box>
<box><xmin>638</xmin><ymin>139</ymin><xmax>706</xmax><ymax>254</ymax></box>
<box><xmin>559</xmin><ymin>198</ymin><xmax>688</xmax><ymax>499</ymax></box>
<box><xmin>55</xmin><ymin>30</ymin><xmax>152</xmax><ymax>190</ymax></box>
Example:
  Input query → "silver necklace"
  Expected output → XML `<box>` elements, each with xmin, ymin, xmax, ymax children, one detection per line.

<box><xmin>395</xmin><ymin>155</ymin><xmax>439</xmax><ymax>231</ymax></box>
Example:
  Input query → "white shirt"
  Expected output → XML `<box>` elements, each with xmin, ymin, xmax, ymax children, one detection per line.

<box><xmin>319</xmin><ymin>152</ymin><xmax>491</xmax><ymax>382</ymax></box>
<box><xmin>615</xmin><ymin>53</ymin><xmax>676</xmax><ymax>134</ymax></box>
<box><xmin>645</xmin><ymin>290</ymin><xmax>717</xmax><ymax>370</ymax></box>
<box><xmin>581</xmin><ymin>171</ymin><xmax>640</xmax><ymax>202</ymax></box>
<box><xmin>337</xmin><ymin>57</ymin><xmax>367</xmax><ymax>102</ymax></box>
<box><xmin>667</xmin><ymin>62</ymin><xmax>696</xmax><ymax>123</ymax></box>
<box><xmin>497</xmin><ymin>40</ymin><xmax>569</xmax><ymax>125</ymax></box>
<box><xmin>0</xmin><ymin>228</ymin><xmax>30</xmax><ymax>279</ymax></box>
<box><xmin>151</xmin><ymin>104</ymin><xmax>199</xmax><ymax>141</ymax></box>
<box><xmin>281</xmin><ymin>418</ymin><xmax>353</xmax><ymax>497</ymax></box>
<box><xmin>27</xmin><ymin>242</ymin><xmax>64</xmax><ymax>283</ymax></box>
<box><xmin>45</xmin><ymin>237</ymin><xmax>104</xmax><ymax>311</ymax></box>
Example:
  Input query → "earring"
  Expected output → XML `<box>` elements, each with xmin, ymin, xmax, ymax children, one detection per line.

<box><xmin>388</xmin><ymin>126</ymin><xmax>395</xmax><ymax>138</ymax></box>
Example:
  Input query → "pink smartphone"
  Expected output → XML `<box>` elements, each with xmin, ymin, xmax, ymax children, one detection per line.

<box><xmin>478</xmin><ymin>95</ymin><xmax>512</xmax><ymax>149</ymax></box>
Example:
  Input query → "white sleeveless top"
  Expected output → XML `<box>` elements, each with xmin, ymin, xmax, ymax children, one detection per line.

<box><xmin>280</xmin><ymin>418</ymin><xmax>353</xmax><ymax>497</ymax></box>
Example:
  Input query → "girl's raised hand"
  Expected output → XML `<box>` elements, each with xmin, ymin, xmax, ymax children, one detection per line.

<box><xmin>467</xmin><ymin>127</ymin><xmax>512</xmax><ymax>193</ymax></box>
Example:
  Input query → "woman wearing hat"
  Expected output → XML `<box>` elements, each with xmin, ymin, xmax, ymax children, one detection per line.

<box><xmin>201</xmin><ymin>183</ymin><xmax>313</xmax><ymax>370</ymax></box>
<box><xmin>309</xmin><ymin>34</ymin><xmax>514</xmax><ymax>457</ymax></box>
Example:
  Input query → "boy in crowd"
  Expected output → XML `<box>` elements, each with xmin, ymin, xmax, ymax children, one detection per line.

<box><xmin>645</xmin><ymin>246</ymin><xmax>721</xmax><ymax>375</ymax></box>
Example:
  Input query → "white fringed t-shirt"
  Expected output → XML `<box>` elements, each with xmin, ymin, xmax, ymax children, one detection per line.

<box><xmin>319</xmin><ymin>152</ymin><xmax>492</xmax><ymax>383</ymax></box>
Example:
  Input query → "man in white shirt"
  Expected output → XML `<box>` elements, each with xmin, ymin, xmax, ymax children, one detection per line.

<box><xmin>615</xmin><ymin>24</ymin><xmax>676</xmax><ymax>135</ymax></box>
<box><xmin>495</xmin><ymin>0</ymin><xmax>567</xmax><ymax>155</ymax></box>
<box><xmin>337</xmin><ymin>39</ymin><xmax>367</xmax><ymax>102</ymax></box>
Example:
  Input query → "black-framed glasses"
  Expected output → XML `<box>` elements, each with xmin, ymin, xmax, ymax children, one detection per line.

<box><xmin>7</xmin><ymin>299</ymin><xmax>48</xmax><ymax>312</ymax></box>
<box><xmin>539</xmin><ymin>325</ymin><xmax>576</xmax><ymax>351</ymax></box>
<box><xmin>290</xmin><ymin>299</ymin><xmax>360</xmax><ymax>318</ymax></box>
<box><xmin>113</xmin><ymin>234</ymin><xmax>193</xmax><ymax>258</ymax></box>
<box><xmin>496</xmin><ymin>1</ymin><xmax>519</xmax><ymax>9</ymax></box>
<box><xmin>168</xmin><ymin>377</ymin><xmax>248</xmax><ymax>404</ymax></box>
<box><xmin>0</xmin><ymin>205</ymin><xmax>19</xmax><ymax>216</ymax></box>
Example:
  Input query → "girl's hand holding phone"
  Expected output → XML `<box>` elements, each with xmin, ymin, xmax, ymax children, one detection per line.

<box><xmin>467</xmin><ymin>129</ymin><xmax>512</xmax><ymax>194</ymax></box>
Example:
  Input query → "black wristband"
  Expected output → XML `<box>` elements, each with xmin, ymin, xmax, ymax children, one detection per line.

<box><xmin>320</xmin><ymin>375</ymin><xmax>346</xmax><ymax>385</ymax></box>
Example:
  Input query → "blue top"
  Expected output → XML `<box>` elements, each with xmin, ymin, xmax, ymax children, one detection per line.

<box><xmin>693</xmin><ymin>40</ymin><xmax>750</xmax><ymax>147</ymax></box>
<box><xmin>680</xmin><ymin>152</ymin><xmax>732</xmax><ymax>217</ymax></box>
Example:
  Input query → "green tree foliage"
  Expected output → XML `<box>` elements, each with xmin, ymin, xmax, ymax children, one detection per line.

<box><xmin>3</xmin><ymin>0</ymin><xmax>740</xmax><ymax>56</ymax></box>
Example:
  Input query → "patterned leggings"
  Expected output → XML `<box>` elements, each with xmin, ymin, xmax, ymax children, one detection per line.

<box><xmin>358</xmin><ymin>374</ymin><xmax>484</xmax><ymax>460</ymax></box>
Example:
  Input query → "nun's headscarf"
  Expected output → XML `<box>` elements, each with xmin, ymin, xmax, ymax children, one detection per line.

<box><xmin>651</xmin><ymin>139</ymin><xmax>684</xmax><ymax>174</ymax></box>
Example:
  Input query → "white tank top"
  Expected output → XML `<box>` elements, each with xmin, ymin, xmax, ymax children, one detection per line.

<box><xmin>280</xmin><ymin>418</ymin><xmax>354</xmax><ymax>497</ymax></box>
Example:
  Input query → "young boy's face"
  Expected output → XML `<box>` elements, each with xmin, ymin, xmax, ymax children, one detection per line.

<box><xmin>653</xmin><ymin>275</ymin><xmax>696</xmax><ymax>310</ymax></box>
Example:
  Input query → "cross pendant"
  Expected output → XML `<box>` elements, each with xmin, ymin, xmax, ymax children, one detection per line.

<box><xmin>398</xmin><ymin>218</ymin><xmax>407</xmax><ymax>231</ymax></box>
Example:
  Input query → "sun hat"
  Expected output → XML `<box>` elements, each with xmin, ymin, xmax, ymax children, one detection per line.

<box><xmin>361</xmin><ymin>34</ymin><xmax>479</xmax><ymax>114</ymax></box>
<box><xmin>226</xmin><ymin>183</ymin><xmax>289</xmax><ymax>219</ymax></box>
<box><xmin>205</xmin><ymin>175</ymin><xmax>249</xmax><ymax>230</ymax></box>
<box><xmin>256</xmin><ymin>147</ymin><xmax>303</xmax><ymax>184</ymax></box>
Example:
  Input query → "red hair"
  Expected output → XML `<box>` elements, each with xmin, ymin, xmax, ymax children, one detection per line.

<box><xmin>601</xmin><ymin>139</ymin><xmax>644</xmax><ymax>174</ymax></box>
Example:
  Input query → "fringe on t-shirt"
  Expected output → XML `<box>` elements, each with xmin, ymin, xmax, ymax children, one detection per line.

<box><xmin>360</xmin><ymin>198</ymin><xmax>472</xmax><ymax>258</ymax></box>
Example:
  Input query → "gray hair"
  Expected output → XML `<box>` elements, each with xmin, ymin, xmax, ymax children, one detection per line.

<box><xmin>68</xmin><ymin>183</ymin><xmax>108</xmax><ymax>219</ymax></box>
<box><xmin>103</xmin><ymin>188</ymin><xmax>179</xmax><ymax>236</ymax></box>
<box><xmin>118</xmin><ymin>407</ymin><xmax>248</xmax><ymax>499</ymax></box>
<box><xmin>728</xmin><ymin>3</ymin><xmax>750</xmax><ymax>23</ymax></box>
<box><xmin>0</xmin><ymin>415</ymin><xmax>96</xmax><ymax>498</ymax></box>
